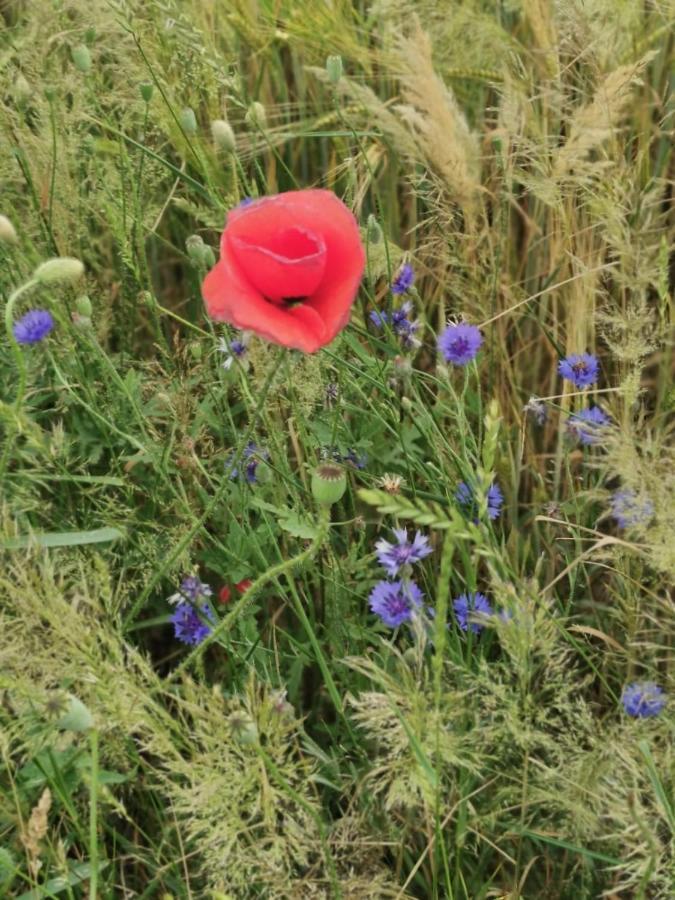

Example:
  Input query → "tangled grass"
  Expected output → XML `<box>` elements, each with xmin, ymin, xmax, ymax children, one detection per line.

<box><xmin>1</xmin><ymin>0</ymin><xmax>673</xmax><ymax>897</ymax></box>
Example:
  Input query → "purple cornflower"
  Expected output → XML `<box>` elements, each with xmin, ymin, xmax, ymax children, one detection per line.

<box><xmin>227</xmin><ymin>441</ymin><xmax>269</xmax><ymax>483</ymax></box>
<box><xmin>369</xmin><ymin>579</ymin><xmax>423</xmax><ymax>628</ymax></box>
<box><xmin>170</xmin><ymin>601</ymin><xmax>215</xmax><ymax>645</ymax></box>
<box><xmin>370</xmin><ymin>301</ymin><xmax>420</xmax><ymax>347</ymax></box>
<box><xmin>523</xmin><ymin>396</ymin><xmax>547</xmax><ymax>425</ymax></box>
<box><xmin>610</xmin><ymin>490</ymin><xmax>654</xmax><ymax>529</ymax></box>
<box><xmin>343</xmin><ymin>448</ymin><xmax>367</xmax><ymax>470</ymax></box>
<box><xmin>453</xmin><ymin>592</ymin><xmax>493</xmax><ymax>633</ymax></box>
<box><xmin>567</xmin><ymin>406</ymin><xmax>610</xmax><ymax>446</ymax></box>
<box><xmin>375</xmin><ymin>527</ymin><xmax>432</xmax><ymax>576</ymax></box>
<box><xmin>238</xmin><ymin>196</ymin><xmax>255</xmax><ymax>207</ymax></box>
<box><xmin>391</xmin><ymin>263</ymin><xmax>414</xmax><ymax>295</ymax></box>
<box><xmin>456</xmin><ymin>480</ymin><xmax>503</xmax><ymax>521</ymax></box>
<box><xmin>167</xmin><ymin>575</ymin><xmax>213</xmax><ymax>606</ymax></box>
<box><xmin>218</xmin><ymin>333</ymin><xmax>249</xmax><ymax>370</ymax></box>
<box><xmin>621</xmin><ymin>682</ymin><xmax>666</xmax><ymax>718</ymax></box>
<box><xmin>558</xmin><ymin>353</ymin><xmax>599</xmax><ymax>388</ymax></box>
<box><xmin>13</xmin><ymin>309</ymin><xmax>55</xmax><ymax>345</ymax></box>
<box><xmin>438</xmin><ymin>322</ymin><xmax>483</xmax><ymax>365</ymax></box>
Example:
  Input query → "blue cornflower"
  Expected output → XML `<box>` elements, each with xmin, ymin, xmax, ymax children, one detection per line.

<box><xmin>167</xmin><ymin>575</ymin><xmax>213</xmax><ymax>606</ymax></box>
<box><xmin>170</xmin><ymin>601</ymin><xmax>215</xmax><ymax>645</ymax></box>
<box><xmin>238</xmin><ymin>196</ymin><xmax>255</xmax><ymax>207</ymax></box>
<box><xmin>370</xmin><ymin>301</ymin><xmax>420</xmax><ymax>347</ymax></box>
<box><xmin>456</xmin><ymin>480</ymin><xmax>503</xmax><ymax>521</ymax></box>
<box><xmin>391</xmin><ymin>263</ymin><xmax>414</xmax><ymax>295</ymax></box>
<box><xmin>567</xmin><ymin>406</ymin><xmax>610</xmax><ymax>445</ymax></box>
<box><xmin>621</xmin><ymin>682</ymin><xmax>666</xmax><ymax>718</ymax></box>
<box><xmin>558</xmin><ymin>353</ymin><xmax>599</xmax><ymax>388</ymax></box>
<box><xmin>453</xmin><ymin>592</ymin><xmax>493</xmax><ymax>633</ymax></box>
<box><xmin>610</xmin><ymin>490</ymin><xmax>654</xmax><ymax>528</ymax></box>
<box><xmin>227</xmin><ymin>441</ymin><xmax>269</xmax><ymax>483</ymax></box>
<box><xmin>218</xmin><ymin>333</ymin><xmax>249</xmax><ymax>370</ymax></box>
<box><xmin>438</xmin><ymin>322</ymin><xmax>483</xmax><ymax>365</ymax></box>
<box><xmin>369</xmin><ymin>579</ymin><xmax>424</xmax><ymax>628</ymax></box>
<box><xmin>13</xmin><ymin>309</ymin><xmax>55</xmax><ymax>345</ymax></box>
<box><xmin>375</xmin><ymin>528</ymin><xmax>432</xmax><ymax>576</ymax></box>
<box><xmin>343</xmin><ymin>448</ymin><xmax>367</xmax><ymax>469</ymax></box>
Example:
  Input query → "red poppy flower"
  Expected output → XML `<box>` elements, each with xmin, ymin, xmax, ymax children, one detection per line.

<box><xmin>202</xmin><ymin>190</ymin><xmax>365</xmax><ymax>352</ymax></box>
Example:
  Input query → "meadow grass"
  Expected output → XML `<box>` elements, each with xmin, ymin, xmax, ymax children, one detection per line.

<box><xmin>0</xmin><ymin>0</ymin><xmax>673</xmax><ymax>897</ymax></box>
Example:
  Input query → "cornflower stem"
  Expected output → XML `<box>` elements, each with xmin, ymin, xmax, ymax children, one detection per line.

<box><xmin>0</xmin><ymin>278</ymin><xmax>39</xmax><ymax>484</ymax></box>
<box><xmin>88</xmin><ymin>728</ymin><xmax>99</xmax><ymax>900</ymax></box>
<box><xmin>167</xmin><ymin>507</ymin><xmax>331</xmax><ymax>684</ymax></box>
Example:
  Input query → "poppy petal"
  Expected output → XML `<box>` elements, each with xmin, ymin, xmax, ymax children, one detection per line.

<box><xmin>202</xmin><ymin>245</ymin><xmax>326</xmax><ymax>352</ymax></box>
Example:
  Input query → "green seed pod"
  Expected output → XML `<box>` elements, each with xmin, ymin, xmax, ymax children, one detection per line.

<box><xmin>0</xmin><ymin>214</ymin><xmax>18</xmax><ymax>244</ymax></box>
<box><xmin>84</xmin><ymin>26</ymin><xmax>97</xmax><ymax>44</ymax></box>
<box><xmin>58</xmin><ymin>695</ymin><xmax>94</xmax><ymax>732</ymax></box>
<box><xmin>71</xmin><ymin>44</ymin><xmax>92</xmax><ymax>74</ymax></box>
<box><xmin>366</xmin><ymin>214</ymin><xmax>383</xmax><ymax>244</ymax></box>
<box><xmin>211</xmin><ymin>119</ymin><xmax>236</xmax><ymax>153</ymax></box>
<box><xmin>75</xmin><ymin>294</ymin><xmax>92</xmax><ymax>317</ymax></box>
<box><xmin>139</xmin><ymin>82</ymin><xmax>154</xmax><ymax>103</ymax></box>
<box><xmin>180</xmin><ymin>107</ymin><xmax>198</xmax><ymax>135</ymax></box>
<box><xmin>326</xmin><ymin>54</ymin><xmax>343</xmax><ymax>85</ymax></box>
<box><xmin>34</xmin><ymin>257</ymin><xmax>84</xmax><ymax>284</ymax></box>
<box><xmin>44</xmin><ymin>86</ymin><xmax>57</xmax><ymax>103</ymax></box>
<box><xmin>245</xmin><ymin>101</ymin><xmax>266</xmax><ymax>129</ymax></box>
<box><xmin>311</xmin><ymin>463</ymin><xmax>347</xmax><ymax>507</ymax></box>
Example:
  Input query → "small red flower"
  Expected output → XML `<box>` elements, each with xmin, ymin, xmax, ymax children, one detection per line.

<box><xmin>235</xmin><ymin>579</ymin><xmax>252</xmax><ymax>594</ymax></box>
<box><xmin>218</xmin><ymin>585</ymin><xmax>232</xmax><ymax>604</ymax></box>
<box><xmin>202</xmin><ymin>190</ymin><xmax>365</xmax><ymax>352</ymax></box>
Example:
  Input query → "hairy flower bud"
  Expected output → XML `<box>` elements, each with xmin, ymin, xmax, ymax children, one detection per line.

<box><xmin>71</xmin><ymin>44</ymin><xmax>92</xmax><ymax>74</ymax></box>
<box><xmin>34</xmin><ymin>257</ymin><xmax>84</xmax><ymax>284</ymax></box>
<box><xmin>75</xmin><ymin>294</ymin><xmax>92</xmax><ymax>317</ymax></box>
<box><xmin>13</xmin><ymin>73</ymin><xmax>31</xmax><ymax>106</ymax></box>
<box><xmin>211</xmin><ymin>119</ymin><xmax>236</xmax><ymax>153</ymax></box>
<box><xmin>326</xmin><ymin>54</ymin><xmax>343</xmax><ymax>85</ymax></box>
<box><xmin>180</xmin><ymin>107</ymin><xmax>197</xmax><ymax>135</ymax></box>
<box><xmin>366</xmin><ymin>214</ymin><xmax>383</xmax><ymax>244</ymax></box>
<box><xmin>245</xmin><ymin>101</ymin><xmax>266</xmax><ymax>129</ymax></box>
<box><xmin>0</xmin><ymin>214</ymin><xmax>18</xmax><ymax>244</ymax></box>
<box><xmin>311</xmin><ymin>463</ymin><xmax>347</xmax><ymax>507</ymax></box>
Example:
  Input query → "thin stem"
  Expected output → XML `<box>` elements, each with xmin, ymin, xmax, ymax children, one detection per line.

<box><xmin>88</xmin><ymin>729</ymin><xmax>99</xmax><ymax>900</ymax></box>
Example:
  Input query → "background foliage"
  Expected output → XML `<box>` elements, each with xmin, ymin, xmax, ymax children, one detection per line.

<box><xmin>1</xmin><ymin>0</ymin><xmax>673</xmax><ymax>897</ymax></box>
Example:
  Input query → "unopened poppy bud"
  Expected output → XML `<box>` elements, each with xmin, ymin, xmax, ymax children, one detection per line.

<box><xmin>366</xmin><ymin>214</ymin><xmax>382</xmax><ymax>244</ymax></box>
<box><xmin>202</xmin><ymin>245</ymin><xmax>216</xmax><ymax>268</ymax></box>
<box><xmin>400</xmin><ymin>396</ymin><xmax>413</xmax><ymax>412</ymax></box>
<box><xmin>180</xmin><ymin>107</ymin><xmax>197</xmax><ymax>135</ymax></box>
<box><xmin>75</xmin><ymin>294</ymin><xmax>92</xmax><ymax>317</ymax></box>
<box><xmin>211</xmin><ymin>119</ymin><xmax>236</xmax><ymax>153</ymax></box>
<box><xmin>235</xmin><ymin>579</ymin><xmax>252</xmax><ymax>594</ymax></box>
<box><xmin>326</xmin><ymin>54</ymin><xmax>343</xmax><ymax>85</ymax></box>
<box><xmin>311</xmin><ymin>463</ymin><xmax>347</xmax><ymax>507</ymax></box>
<box><xmin>0</xmin><ymin>215</ymin><xmax>18</xmax><ymax>244</ymax></box>
<box><xmin>71</xmin><ymin>44</ymin><xmax>92</xmax><ymax>74</ymax></box>
<box><xmin>229</xmin><ymin>712</ymin><xmax>258</xmax><ymax>746</ymax></box>
<box><xmin>13</xmin><ymin>73</ymin><xmax>31</xmax><ymax>106</ymax></box>
<box><xmin>139</xmin><ymin>82</ymin><xmax>154</xmax><ymax>103</ymax></box>
<box><xmin>218</xmin><ymin>585</ymin><xmax>232</xmax><ymax>604</ymax></box>
<box><xmin>34</xmin><ymin>257</ymin><xmax>84</xmax><ymax>284</ymax></box>
<box><xmin>186</xmin><ymin>235</ymin><xmax>206</xmax><ymax>264</ymax></box>
<box><xmin>245</xmin><ymin>101</ymin><xmax>266</xmax><ymax>128</ymax></box>
<box><xmin>58</xmin><ymin>695</ymin><xmax>94</xmax><ymax>732</ymax></box>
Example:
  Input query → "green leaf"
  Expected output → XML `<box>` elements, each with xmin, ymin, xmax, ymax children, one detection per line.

<box><xmin>278</xmin><ymin>512</ymin><xmax>320</xmax><ymax>539</ymax></box>
<box><xmin>1</xmin><ymin>527</ymin><xmax>125</xmax><ymax>550</ymax></box>
<box><xmin>17</xmin><ymin>861</ymin><xmax>108</xmax><ymax>899</ymax></box>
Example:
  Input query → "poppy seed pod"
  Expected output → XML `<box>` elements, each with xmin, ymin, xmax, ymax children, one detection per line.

<box><xmin>311</xmin><ymin>463</ymin><xmax>347</xmax><ymax>506</ymax></box>
<box><xmin>34</xmin><ymin>257</ymin><xmax>84</xmax><ymax>284</ymax></box>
